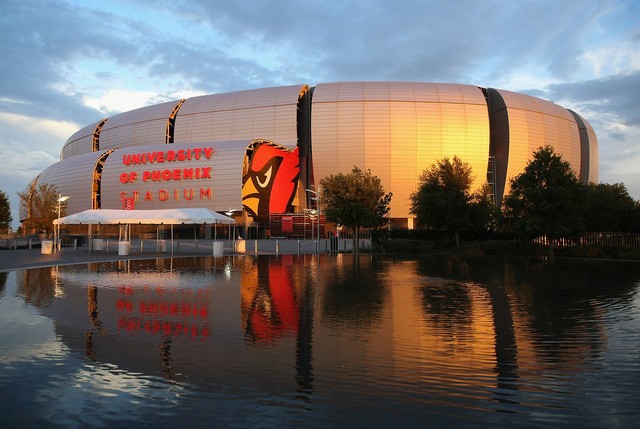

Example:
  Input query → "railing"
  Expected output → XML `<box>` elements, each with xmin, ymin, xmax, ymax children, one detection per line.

<box><xmin>532</xmin><ymin>232</ymin><xmax>640</xmax><ymax>251</ymax></box>
<box><xmin>0</xmin><ymin>237</ymin><xmax>42</xmax><ymax>250</ymax></box>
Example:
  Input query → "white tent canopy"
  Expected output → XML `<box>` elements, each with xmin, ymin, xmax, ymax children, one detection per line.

<box><xmin>53</xmin><ymin>208</ymin><xmax>236</xmax><ymax>256</ymax></box>
<box><xmin>54</xmin><ymin>208</ymin><xmax>235</xmax><ymax>225</ymax></box>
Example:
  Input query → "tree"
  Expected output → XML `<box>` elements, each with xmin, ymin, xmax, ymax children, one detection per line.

<box><xmin>0</xmin><ymin>190</ymin><xmax>12</xmax><ymax>231</ymax></box>
<box><xmin>17</xmin><ymin>182</ymin><xmax>64</xmax><ymax>236</ymax></box>
<box><xmin>320</xmin><ymin>166</ymin><xmax>392</xmax><ymax>252</ymax></box>
<box><xmin>410</xmin><ymin>156</ymin><xmax>493</xmax><ymax>247</ymax></box>
<box><xmin>501</xmin><ymin>145</ymin><xmax>584</xmax><ymax>247</ymax></box>
<box><xmin>582</xmin><ymin>182</ymin><xmax>640</xmax><ymax>232</ymax></box>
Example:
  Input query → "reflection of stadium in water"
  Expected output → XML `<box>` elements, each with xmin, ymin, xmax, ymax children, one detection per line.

<box><xmin>20</xmin><ymin>256</ymin><xmax>316</xmax><ymax>389</ymax></box>
<box><xmin>9</xmin><ymin>254</ymin><xmax>640</xmax><ymax>424</ymax></box>
<box><xmin>241</xmin><ymin>255</ymin><xmax>300</xmax><ymax>345</ymax></box>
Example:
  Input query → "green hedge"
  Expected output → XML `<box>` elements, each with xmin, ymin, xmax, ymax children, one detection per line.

<box><xmin>374</xmin><ymin>238</ymin><xmax>639</xmax><ymax>260</ymax></box>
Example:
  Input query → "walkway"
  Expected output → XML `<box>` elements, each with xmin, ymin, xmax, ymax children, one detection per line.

<box><xmin>0</xmin><ymin>238</ymin><xmax>336</xmax><ymax>272</ymax></box>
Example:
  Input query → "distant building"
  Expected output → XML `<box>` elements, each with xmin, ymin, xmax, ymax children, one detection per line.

<box><xmin>22</xmin><ymin>82</ymin><xmax>598</xmax><ymax>232</ymax></box>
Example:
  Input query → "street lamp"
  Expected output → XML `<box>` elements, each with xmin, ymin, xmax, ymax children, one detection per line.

<box><xmin>57</xmin><ymin>194</ymin><xmax>70</xmax><ymax>217</ymax></box>
<box><xmin>56</xmin><ymin>194</ymin><xmax>70</xmax><ymax>251</ymax></box>
<box><xmin>305</xmin><ymin>187</ymin><xmax>321</xmax><ymax>252</ymax></box>
<box><xmin>225</xmin><ymin>208</ymin><xmax>240</xmax><ymax>242</ymax></box>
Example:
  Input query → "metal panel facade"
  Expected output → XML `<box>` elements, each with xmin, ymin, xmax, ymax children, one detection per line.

<box><xmin>174</xmin><ymin>85</ymin><xmax>303</xmax><ymax>149</ymax></box>
<box><xmin>585</xmin><ymin>119</ymin><xmax>599</xmax><ymax>184</ymax></box>
<box><xmin>496</xmin><ymin>89</ymin><xmax>582</xmax><ymax>199</ymax></box>
<box><xmin>34</xmin><ymin>151</ymin><xmax>112</xmax><ymax>215</ymax></box>
<box><xmin>99</xmin><ymin>100</ymin><xmax>181</xmax><ymax>151</ymax></box>
<box><xmin>61</xmin><ymin>120</ymin><xmax>102</xmax><ymax>160</ymax></box>
<box><xmin>311</xmin><ymin>82</ymin><xmax>490</xmax><ymax>218</ymax></box>
<box><xmin>570</xmin><ymin>111</ymin><xmax>599</xmax><ymax>184</ymax></box>
<box><xmin>29</xmin><ymin>81</ymin><xmax>598</xmax><ymax>228</ymax></box>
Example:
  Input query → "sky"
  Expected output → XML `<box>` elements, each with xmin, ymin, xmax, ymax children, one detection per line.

<box><xmin>1</xmin><ymin>0</ymin><xmax>639</xmax><ymax>229</ymax></box>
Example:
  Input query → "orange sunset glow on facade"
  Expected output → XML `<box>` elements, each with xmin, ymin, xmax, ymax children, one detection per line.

<box><xmin>21</xmin><ymin>82</ymin><xmax>597</xmax><ymax>232</ymax></box>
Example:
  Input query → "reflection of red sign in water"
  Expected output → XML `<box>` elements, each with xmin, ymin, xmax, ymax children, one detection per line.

<box><xmin>282</xmin><ymin>216</ymin><xmax>293</xmax><ymax>233</ymax></box>
<box><xmin>117</xmin><ymin>316</ymin><xmax>210</xmax><ymax>339</ymax></box>
<box><xmin>242</xmin><ymin>142</ymin><xmax>300</xmax><ymax>222</ymax></box>
<box><xmin>115</xmin><ymin>285</ymin><xmax>211</xmax><ymax>341</ymax></box>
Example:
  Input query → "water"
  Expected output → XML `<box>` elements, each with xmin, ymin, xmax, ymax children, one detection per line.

<box><xmin>1</xmin><ymin>254</ymin><xmax>639</xmax><ymax>428</ymax></box>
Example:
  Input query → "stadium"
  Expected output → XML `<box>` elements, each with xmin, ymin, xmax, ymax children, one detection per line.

<box><xmin>21</xmin><ymin>81</ymin><xmax>598</xmax><ymax>237</ymax></box>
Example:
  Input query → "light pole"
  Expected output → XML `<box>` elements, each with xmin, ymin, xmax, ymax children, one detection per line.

<box><xmin>56</xmin><ymin>194</ymin><xmax>70</xmax><ymax>251</ymax></box>
<box><xmin>303</xmin><ymin>208</ymin><xmax>314</xmax><ymax>239</ymax></box>
<box><xmin>225</xmin><ymin>208</ymin><xmax>240</xmax><ymax>242</ymax></box>
<box><xmin>305</xmin><ymin>187</ymin><xmax>321</xmax><ymax>252</ymax></box>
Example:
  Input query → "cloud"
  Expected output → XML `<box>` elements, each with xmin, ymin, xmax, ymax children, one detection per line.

<box><xmin>540</xmin><ymin>71</ymin><xmax>640</xmax><ymax>176</ymax></box>
<box><xmin>1</xmin><ymin>0</ymin><xmax>639</xmax><ymax>229</ymax></box>
<box><xmin>0</xmin><ymin>112</ymin><xmax>76</xmax><ymax>165</ymax></box>
<box><xmin>150</xmin><ymin>0</ymin><xmax>629</xmax><ymax>86</ymax></box>
<box><xmin>545</xmin><ymin>71</ymin><xmax>640</xmax><ymax>127</ymax></box>
<box><xmin>531</xmin><ymin>71</ymin><xmax>640</xmax><ymax>200</ymax></box>
<box><xmin>82</xmin><ymin>89</ymin><xmax>169</xmax><ymax>115</ymax></box>
<box><xmin>0</xmin><ymin>111</ymin><xmax>78</xmax><ymax>226</ymax></box>
<box><xmin>5</xmin><ymin>0</ymin><xmax>633</xmax><ymax>118</ymax></box>
<box><xmin>1</xmin><ymin>1</ymin><xmax>103</xmax><ymax>124</ymax></box>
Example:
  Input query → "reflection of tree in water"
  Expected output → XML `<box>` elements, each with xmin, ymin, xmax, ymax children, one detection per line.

<box><xmin>504</xmin><ymin>259</ymin><xmax>640</xmax><ymax>363</ymax></box>
<box><xmin>414</xmin><ymin>255</ymin><xmax>640</xmax><ymax>392</ymax></box>
<box><xmin>414</xmin><ymin>255</ymin><xmax>478</xmax><ymax>347</ymax></box>
<box><xmin>414</xmin><ymin>256</ymin><xmax>638</xmax><ymax>353</ymax></box>
<box><xmin>415</xmin><ymin>255</ymin><xmax>520</xmax><ymax>401</ymax></box>
<box><xmin>15</xmin><ymin>267</ymin><xmax>56</xmax><ymax>307</ymax></box>
<box><xmin>84</xmin><ymin>285</ymin><xmax>107</xmax><ymax>361</ymax></box>
<box><xmin>414</xmin><ymin>254</ymin><xmax>476</xmax><ymax>281</ymax></box>
<box><xmin>321</xmin><ymin>255</ymin><xmax>388</xmax><ymax>329</ymax></box>
<box><xmin>418</xmin><ymin>279</ymin><xmax>474</xmax><ymax>337</ymax></box>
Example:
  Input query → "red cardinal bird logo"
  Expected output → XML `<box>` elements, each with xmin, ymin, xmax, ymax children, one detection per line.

<box><xmin>242</xmin><ymin>141</ymin><xmax>300</xmax><ymax>221</ymax></box>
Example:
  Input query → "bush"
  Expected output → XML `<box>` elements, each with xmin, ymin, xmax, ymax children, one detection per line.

<box><xmin>554</xmin><ymin>244</ymin><xmax>640</xmax><ymax>260</ymax></box>
<box><xmin>372</xmin><ymin>234</ymin><xmax>640</xmax><ymax>260</ymax></box>
<box><xmin>377</xmin><ymin>239</ymin><xmax>440</xmax><ymax>254</ymax></box>
<box><xmin>463</xmin><ymin>240</ymin><xmax>544</xmax><ymax>256</ymax></box>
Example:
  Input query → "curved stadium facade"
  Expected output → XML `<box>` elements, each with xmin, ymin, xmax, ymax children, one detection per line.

<box><xmin>23</xmin><ymin>82</ymin><xmax>598</xmax><ymax>232</ymax></box>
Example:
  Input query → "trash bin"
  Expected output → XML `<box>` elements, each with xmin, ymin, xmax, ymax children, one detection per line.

<box><xmin>212</xmin><ymin>241</ymin><xmax>224</xmax><ymax>256</ymax></box>
<box><xmin>157</xmin><ymin>239</ymin><xmax>166</xmax><ymax>252</ymax></box>
<box><xmin>41</xmin><ymin>240</ymin><xmax>53</xmax><ymax>254</ymax></box>
<box><xmin>118</xmin><ymin>241</ymin><xmax>130</xmax><ymax>255</ymax></box>
<box><xmin>93</xmin><ymin>238</ymin><xmax>104</xmax><ymax>251</ymax></box>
